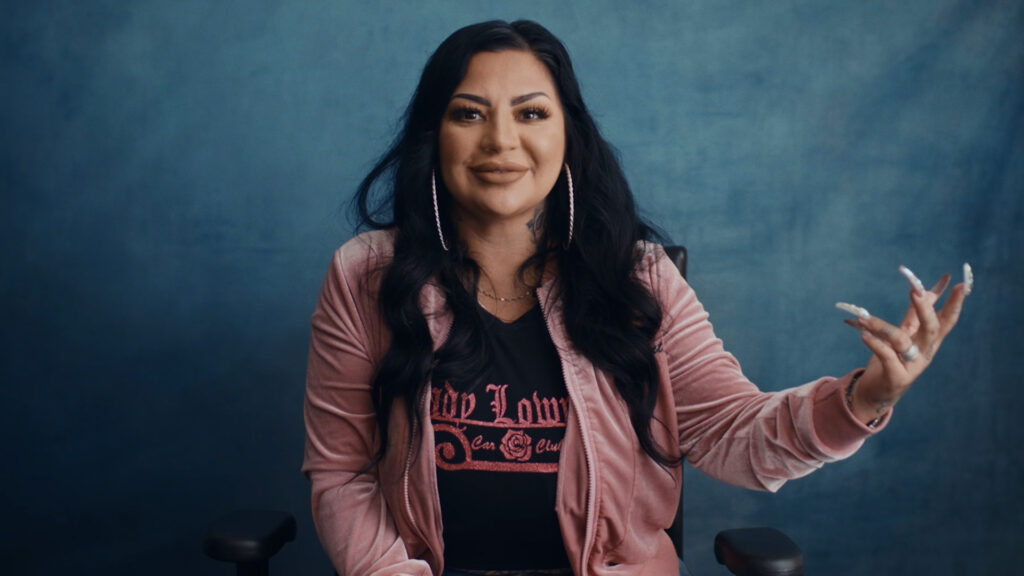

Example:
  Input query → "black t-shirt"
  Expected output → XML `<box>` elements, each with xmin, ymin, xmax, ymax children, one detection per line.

<box><xmin>430</xmin><ymin>304</ymin><xmax>571</xmax><ymax>571</ymax></box>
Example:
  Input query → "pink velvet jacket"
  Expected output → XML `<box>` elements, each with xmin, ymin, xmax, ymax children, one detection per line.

<box><xmin>302</xmin><ymin>230</ymin><xmax>885</xmax><ymax>576</ymax></box>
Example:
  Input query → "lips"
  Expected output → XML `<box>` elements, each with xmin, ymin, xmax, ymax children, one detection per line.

<box><xmin>470</xmin><ymin>161</ymin><xmax>528</xmax><ymax>184</ymax></box>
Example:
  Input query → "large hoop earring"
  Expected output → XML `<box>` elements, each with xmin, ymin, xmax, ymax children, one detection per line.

<box><xmin>564</xmin><ymin>163</ymin><xmax>575</xmax><ymax>248</ymax></box>
<box><xmin>431</xmin><ymin>170</ymin><xmax>449</xmax><ymax>252</ymax></box>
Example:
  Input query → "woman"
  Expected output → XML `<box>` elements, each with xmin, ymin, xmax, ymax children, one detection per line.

<box><xmin>302</xmin><ymin>20</ymin><xmax>970</xmax><ymax>576</ymax></box>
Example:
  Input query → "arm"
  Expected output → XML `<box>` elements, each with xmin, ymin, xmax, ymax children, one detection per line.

<box><xmin>647</xmin><ymin>247</ymin><xmax>882</xmax><ymax>492</ymax></box>
<box><xmin>302</xmin><ymin>242</ymin><xmax>432</xmax><ymax>576</ymax></box>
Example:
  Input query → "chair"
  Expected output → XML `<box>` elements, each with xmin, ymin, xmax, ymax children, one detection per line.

<box><xmin>205</xmin><ymin>246</ymin><xmax>804</xmax><ymax>576</ymax></box>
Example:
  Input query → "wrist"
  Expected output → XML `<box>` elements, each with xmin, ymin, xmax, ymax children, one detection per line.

<box><xmin>845</xmin><ymin>372</ymin><xmax>887</xmax><ymax>429</ymax></box>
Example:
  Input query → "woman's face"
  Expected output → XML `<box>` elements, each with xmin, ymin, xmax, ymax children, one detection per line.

<box><xmin>438</xmin><ymin>50</ymin><xmax>566</xmax><ymax>233</ymax></box>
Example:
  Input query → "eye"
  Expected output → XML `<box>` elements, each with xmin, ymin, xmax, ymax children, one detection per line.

<box><xmin>518</xmin><ymin>106</ymin><xmax>551</xmax><ymax>121</ymax></box>
<box><xmin>450</xmin><ymin>106</ymin><xmax>484</xmax><ymax>122</ymax></box>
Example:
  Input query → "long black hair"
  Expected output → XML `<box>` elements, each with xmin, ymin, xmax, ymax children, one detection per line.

<box><xmin>355</xmin><ymin>20</ymin><xmax>679</xmax><ymax>467</ymax></box>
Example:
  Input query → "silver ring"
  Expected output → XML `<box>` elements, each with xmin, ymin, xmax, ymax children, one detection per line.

<box><xmin>900</xmin><ymin>343</ymin><xmax>920</xmax><ymax>362</ymax></box>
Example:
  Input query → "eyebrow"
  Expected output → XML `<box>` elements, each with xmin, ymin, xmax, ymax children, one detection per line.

<box><xmin>450</xmin><ymin>91</ymin><xmax>550</xmax><ymax>106</ymax></box>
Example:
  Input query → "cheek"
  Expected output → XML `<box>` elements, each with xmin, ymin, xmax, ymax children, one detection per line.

<box><xmin>438</xmin><ymin>133</ymin><xmax>464</xmax><ymax>189</ymax></box>
<box><xmin>437</xmin><ymin>127</ymin><xmax>456</xmax><ymax>166</ymax></box>
<box><xmin>438</xmin><ymin>124</ymin><xmax>474</xmax><ymax>160</ymax></box>
<box><xmin>437</xmin><ymin>130</ymin><xmax>476</xmax><ymax>199</ymax></box>
<box><xmin>534</xmin><ymin>128</ymin><xmax>566</xmax><ymax>173</ymax></box>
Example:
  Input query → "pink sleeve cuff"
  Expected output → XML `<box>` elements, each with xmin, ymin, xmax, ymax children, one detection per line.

<box><xmin>812</xmin><ymin>370</ymin><xmax>890</xmax><ymax>457</ymax></box>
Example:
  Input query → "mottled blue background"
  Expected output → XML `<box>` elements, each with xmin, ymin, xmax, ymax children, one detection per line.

<box><xmin>3</xmin><ymin>1</ymin><xmax>1021</xmax><ymax>574</ymax></box>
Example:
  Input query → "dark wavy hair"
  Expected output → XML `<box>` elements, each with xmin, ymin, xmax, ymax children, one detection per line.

<box><xmin>355</xmin><ymin>19</ymin><xmax>679</xmax><ymax>467</ymax></box>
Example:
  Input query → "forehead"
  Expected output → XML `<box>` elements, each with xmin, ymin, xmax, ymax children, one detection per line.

<box><xmin>454</xmin><ymin>50</ymin><xmax>559</xmax><ymax>100</ymax></box>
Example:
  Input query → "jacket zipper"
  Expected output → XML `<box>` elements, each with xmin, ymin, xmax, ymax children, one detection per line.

<box><xmin>402</xmin><ymin>313</ymin><xmax>454</xmax><ymax>560</ymax></box>
<box><xmin>402</xmin><ymin>410</ymin><xmax>420</xmax><ymax>530</ymax></box>
<box><xmin>539</xmin><ymin>290</ymin><xmax>597</xmax><ymax>575</ymax></box>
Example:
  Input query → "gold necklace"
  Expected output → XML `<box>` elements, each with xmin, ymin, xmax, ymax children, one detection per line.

<box><xmin>478</xmin><ymin>287</ymin><xmax>536</xmax><ymax>302</ymax></box>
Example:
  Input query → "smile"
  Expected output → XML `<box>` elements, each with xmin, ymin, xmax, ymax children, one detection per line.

<box><xmin>470</xmin><ymin>162</ymin><xmax>528</xmax><ymax>184</ymax></box>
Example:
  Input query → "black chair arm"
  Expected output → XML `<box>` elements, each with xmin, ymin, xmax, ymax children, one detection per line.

<box><xmin>714</xmin><ymin>527</ymin><xmax>805</xmax><ymax>576</ymax></box>
<box><xmin>203</xmin><ymin>509</ymin><xmax>296</xmax><ymax>576</ymax></box>
<box><xmin>664</xmin><ymin>245</ymin><xmax>687</xmax><ymax>279</ymax></box>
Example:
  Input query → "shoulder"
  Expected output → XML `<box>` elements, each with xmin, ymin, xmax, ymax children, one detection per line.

<box><xmin>633</xmin><ymin>240</ymin><xmax>674</xmax><ymax>288</ymax></box>
<box><xmin>635</xmin><ymin>240</ymin><xmax>666</xmax><ymax>266</ymax></box>
<box><xmin>334</xmin><ymin>228</ymin><xmax>396</xmax><ymax>268</ymax></box>
<box><xmin>328</xmin><ymin>229</ymin><xmax>396</xmax><ymax>283</ymax></box>
<box><xmin>319</xmin><ymin>229</ymin><xmax>396</xmax><ymax>307</ymax></box>
<box><xmin>632</xmin><ymin>241</ymin><xmax>703</xmax><ymax>323</ymax></box>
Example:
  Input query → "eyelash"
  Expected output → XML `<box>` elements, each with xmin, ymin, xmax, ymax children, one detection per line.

<box><xmin>519</xmin><ymin>106</ymin><xmax>551</xmax><ymax>120</ymax></box>
<box><xmin>449</xmin><ymin>105</ymin><xmax>551</xmax><ymax>122</ymax></box>
<box><xmin>450</xmin><ymin>106</ymin><xmax>483</xmax><ymax>122</ymax></box>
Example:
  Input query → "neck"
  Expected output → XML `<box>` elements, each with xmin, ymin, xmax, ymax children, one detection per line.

<box><xmin>455</xmin><ymin>212</ymin><xmax>543</xmax><ymax>294</ymax></box>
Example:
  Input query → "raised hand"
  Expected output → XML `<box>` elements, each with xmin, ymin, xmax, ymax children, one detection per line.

<box><xmin>835</xmin><ymin>264</ymin><xmax>973</xmax><ymax>426</ymax></box>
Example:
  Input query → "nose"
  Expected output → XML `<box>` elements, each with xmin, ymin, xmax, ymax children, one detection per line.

<box><xmin>481</xmin><ymin>112</ymin><xmax>518</xmax><ymax>152</ymax></box>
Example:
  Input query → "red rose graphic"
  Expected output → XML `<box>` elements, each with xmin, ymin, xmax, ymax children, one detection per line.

<box><xmin>499</xmin><ymin>429</ymin><xmax>533</xmax><ymax>462</ymax></box>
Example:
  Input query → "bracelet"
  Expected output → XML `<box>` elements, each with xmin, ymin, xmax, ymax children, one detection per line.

<box><xmin>845</xmin><ymin>372</ymin><xmax>882</xmax><ymax>429</ymax></box>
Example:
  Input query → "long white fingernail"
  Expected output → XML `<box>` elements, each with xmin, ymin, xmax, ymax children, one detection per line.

<box><xmin>963</xmin><ymin>262</ymin><xmax>973</xmax><ymax>295</ymax></box>
<box><xmin>836</xmin><ymin>302</ymin><xmax>871</xmax><ymax>319</ymax></box>
<box><xmin>899</xmin><ymin>265</ymin><xmax>925</xmax><ymax>294</ymax></box>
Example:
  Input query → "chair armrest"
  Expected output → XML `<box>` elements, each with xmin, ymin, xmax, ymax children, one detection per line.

<box><xmin>714</xmin><ymin>527</ymin><xmax>804</xmax><ymax>576</ymax></box>
<box><xmin>203</xmin><ymin>509</ymin><xmax>296</xmax><ymax>564</ymax></box>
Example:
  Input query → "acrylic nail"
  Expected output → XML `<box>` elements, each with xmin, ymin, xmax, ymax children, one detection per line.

<box><xmin>898</xmin><ymin>265</ymin><xmax>926</xmax><ymax>295</ymax></box>
<box><xmin>836</xmin><ymin>302</ymin><xmax>871</xmax><ymax>319</ymax></box>
<box><xmin>963</xmin><ymin>262</ymin><xmax>974</xmax><ymax>295</ymax></box>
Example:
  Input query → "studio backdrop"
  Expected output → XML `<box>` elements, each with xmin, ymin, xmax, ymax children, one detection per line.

<box><xmin>2</xmin><ymin>1</ymin><xmax>1021</xmax><ymax>574</ymax></box>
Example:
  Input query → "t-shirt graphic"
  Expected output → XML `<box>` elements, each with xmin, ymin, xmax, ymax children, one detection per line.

<box><xmin>431</xmin><ymin>380</ymin><xmax>567</xmax><ymax>473</ymax></box>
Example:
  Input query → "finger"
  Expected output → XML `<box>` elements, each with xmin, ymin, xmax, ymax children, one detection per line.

<box><xmin>936</xmin><ymin>282</ymin><xmax>968</xmax><ymax>337</ymax></box>
<box><xmin>899</xmin><ymin>303</ymin><xmax>920</xmax><ymax>333</ymax></box>
<box><xmin>908</xmin><ymin>288</ymin><xmax>942</xmax><ymax>347</ymax></box>
<box><xmin>934</xmin><ymin>263</ymin><xmax>972</xmax><ymax>338</ymax></box>
<box><xmin>855</xmin><ymin>323</ymin><xmax>906</xmax><ymax>373</ymax></box>
<box><xmin>856</xmin><ymin>314</ymin><xmax>920</xmax><ymax>364</ymax></box>
<box><xmin>898</xmin><ymin>270</ymin><xmax>947</xmax><ymax>333</ymax></box>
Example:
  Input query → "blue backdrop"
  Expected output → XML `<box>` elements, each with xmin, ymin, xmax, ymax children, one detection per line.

<box><xmin>3</xmin><ymin>1</ymin><xmax>1021</xmax><ymax>574</ymax></box>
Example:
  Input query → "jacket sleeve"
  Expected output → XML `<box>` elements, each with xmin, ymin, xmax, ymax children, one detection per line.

<box><xmin>646</xmin><ymin>245</ymin><xmax>887</xmax><ymax>492</ymax></box>
<box><xmin>301</xmin><ymin>243</ymin><xmax>432</xmax><ymax>576</ymax></box>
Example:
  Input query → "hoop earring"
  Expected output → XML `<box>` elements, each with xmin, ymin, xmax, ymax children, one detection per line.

<box><xmin>564</xmin><ymin>164</ymin><xmax>575</xmax><ymax>247</ymax></box>
<box><xmin>431</xmin><ymin>170</ymin><xmax>449</xmax><ymax>252</ymax></box>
